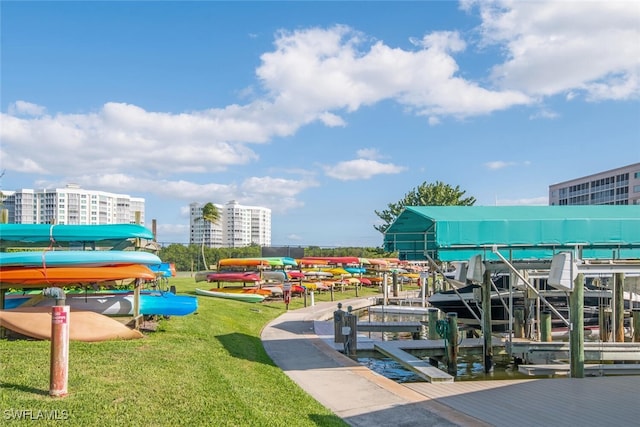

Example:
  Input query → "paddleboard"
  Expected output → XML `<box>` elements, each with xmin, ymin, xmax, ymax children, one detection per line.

<box><xmin>0</xmin><ymin>264</ymin><xmax>156</xmax><ymax>288</ymax></box>
<box><xmin>0</xmin><ymin>250</ymin><xmax>161</xmax><ymax>268</ymax></box>
<box><xmin>0</xmin><ymin>223</ymin><xmax>154</xmax><ymax>243</ymax></box>
<box><xmin>195</xmin><ymin>288</ymin><xmax>265</xmax><ymax>303</ymax></box>
<box><xmin>0</xmin><ymin>307</ymin><xmax>143</xmax><ymax>341</ymax></box>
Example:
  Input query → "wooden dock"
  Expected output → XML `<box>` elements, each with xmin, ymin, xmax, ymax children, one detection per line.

<box><xmin>508</xmin><ymin>340</ymin><xmax>640</xmax><ymax>364</ymax></box>
<box><xmin>518</xmin><ymin>363</ymin><xmax>640</xmax><ymax>376</ymax></box>
<box><xmin>357</xmin><ymin>321</ymin><xmax>422</xmax><ymax>334</ymax></box>
<box><xmin>368</xmin><ymin>305</ymin><xmax>431</xmax><ymax>315</ymax></box>
<box><xmin>374</xmin><ymin>342</ymin><xmax>454</xmax><ymax>383</ymax></box>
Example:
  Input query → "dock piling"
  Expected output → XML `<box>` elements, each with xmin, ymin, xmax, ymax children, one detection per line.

<box><xmin>446</xmin><ymin>312</ymin><xmax>458</xmax><ymax>375</ymax></box>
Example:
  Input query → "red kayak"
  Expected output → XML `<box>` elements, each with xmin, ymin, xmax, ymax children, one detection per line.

<box><xmin>206</xmin><ymin>272</ymin><xmax>261</xmax><ymax>283</ymax></box>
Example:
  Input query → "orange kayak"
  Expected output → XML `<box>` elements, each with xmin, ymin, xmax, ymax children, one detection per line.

<box><xmin>0</xmin><ymin>264</ymin><xmax>156</xmax><ymax>288</ymax></box>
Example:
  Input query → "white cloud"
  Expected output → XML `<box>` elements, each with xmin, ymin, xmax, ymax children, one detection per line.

<box><xmin>8</xmin><ymin>101</ymin><xmax>46</xmax><ymax>116</ymax></box>
<box><xmin>3</xmin><ymin>2</ymin><xmax>637</xmax><ymax>217</ymax></box>
<box><xmin>485</xmin><ymin>161</ymin><xmax>515</xmax><ymax>170</ymax></box>
<box><xmin>495</xmin><ymin>196</ymin><xmax>548</xmax><ymax>206</ymax></box>
<box><xmin>324</xmin><ymin>159</ymin><xmax>406</xmax><ymax>181</ymax></box>
<box><xmin>356</xmin><ymin>148</ymin><xmax>382</xmax><ymax>160</ymax></box>
<box><xmin>257</xmin><ymin>25</ymin><xmax>532</xmax><ymax>120</ymax></box>
<box><xmin>529</xmin><ymin>109</ymin><xmax>559</xmax><ymax>120</ymax></box>
<box><xmin>471</xmin><ymin>0</ymin><xmax>640</xmax><ymax>100</ymax></box>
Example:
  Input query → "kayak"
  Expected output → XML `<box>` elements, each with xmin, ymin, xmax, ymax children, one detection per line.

<box><xmin>0</xmin><ymin>264</ymin><xmax>156</xmax><ymax>288</ymax></box>
<box><xmin>0</xmin><ymin>250</ymin><xmax>161</xmax><ymax>268</ymax></box>
<box><xmin>206</xmin><ymin>272</ymin><xmax>261</xmax><ymax>283</ymax></box>
<box><xmin>195</xmin><ymin>288</ymin><xmax>265</xmax><ymax>303</ymax></box>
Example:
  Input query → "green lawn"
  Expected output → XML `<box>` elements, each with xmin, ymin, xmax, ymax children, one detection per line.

<box><xmin>0</xmin><ymin>278</ymin><xmax>385</xmax><ymax>426</ymax></box>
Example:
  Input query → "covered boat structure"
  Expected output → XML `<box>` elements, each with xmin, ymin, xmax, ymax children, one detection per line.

<box><xmin>383</xmin><ymin>205</ymin><xmax>640</xmax><ymax>377</ymax></box>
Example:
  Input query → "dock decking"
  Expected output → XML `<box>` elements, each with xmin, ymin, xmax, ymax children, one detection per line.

<box><xmin>374</xmin><ymin>342</ymin><xmax>454</xmax><ymax>383</ymax></box>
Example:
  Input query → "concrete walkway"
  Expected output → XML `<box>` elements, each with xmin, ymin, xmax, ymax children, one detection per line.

<box><xmin>261</xmin><ymin>297</ymin><xmax>640</xmax><ymax>427</ymax></box>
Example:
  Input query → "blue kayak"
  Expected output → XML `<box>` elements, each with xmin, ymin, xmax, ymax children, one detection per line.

<box><xmin>4</xmin><ymin>290</ymin><xmax>198</xmax><ymax>317</ymax></box>
<box><xmin>0</xmin><ymin>223</ymin><xmax>154</xmax><ymax>243</ymax></box>
<box><xmin>0</xmin><ymin>250</ymin><xmax>161</xmax><ymax>268</ymax></box>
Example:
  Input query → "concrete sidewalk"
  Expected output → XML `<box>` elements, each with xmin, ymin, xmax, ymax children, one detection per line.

<box><xmin>261</xmin><ymin>298</ymin><xmax>487</xmax><ymax>426</ymax></box>
<box><xmin>261</xmin><ymin>297</ymin><xmax>640</xmax><ymax>427</ymax></box>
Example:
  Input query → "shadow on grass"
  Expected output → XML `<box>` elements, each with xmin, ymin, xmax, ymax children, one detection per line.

<box><xmin>216</xmin><ymin>332</ymin><xmax>276</xmax><ymax>365</ymax></box>
<box><xmin>308</xmin><ymin>413</ymin><xmax>349</xmax><ymax>426</ymax></box>
<box><xmin>0</xmin><ymin>381</ymin><xmax>49</xmax><ymax>396</ymax></box>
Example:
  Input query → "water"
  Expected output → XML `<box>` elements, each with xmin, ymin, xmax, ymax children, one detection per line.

<box><xmin>356</xmin><ymin>352</ymin><xmax>534</xmax><ymax>382</ymax></box>
<box><xmin>355</xmin><ymin>307</ymin><xmax>541</xmax><ymax>382</ymax></box>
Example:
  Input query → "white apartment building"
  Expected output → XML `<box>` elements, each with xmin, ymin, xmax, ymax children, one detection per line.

<box><xmin>189</xmin><ymin>200</ymin><xmax>271</xmax><ymax>248</ymax></box>
<box><xmin>2</xmin><ymin>184</ymin><xmax>145</xmax><ymax>225</ymax></box>
<box><xmin>549</xmin><ymin>163</ymin><xmax>640</xmax><ymax>206</ymax></box>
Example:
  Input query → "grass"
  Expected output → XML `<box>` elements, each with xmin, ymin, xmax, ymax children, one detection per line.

<box><xmin>0</xmin><ymin>277</ymin><xmax>385</xmax><ymax>426</ymax></box>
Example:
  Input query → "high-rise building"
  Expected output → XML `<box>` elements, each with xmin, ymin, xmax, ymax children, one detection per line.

<box><xmin>548</xmin><ymin>163</ymin><xmax>640</xmax><ymax>206</ymax></box>
<box><xmin>1</xmin><ymin>184</ymin><xmax>145</xmax><ymax>225</ymax></box>
<box><xmin>189</xmin><ymin>200</ymin><xmax>271</xmax><ymax>248</ymax></box>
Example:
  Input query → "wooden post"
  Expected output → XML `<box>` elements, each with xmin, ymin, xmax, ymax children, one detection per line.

<box><xmin>427</xmin><ymin>308</ymin><xmax>439</xmax><ymax>340</ymax></box>
<box><xmin>151</xmin><ymin>219</ymin><xmax>157</xmax><ymax>241</ymax></box>
<box><xmin>382</xmin><ymin>272</ymin><xmax>388</xmax><ymax>306</ymax></box>
<box><xmin>614</xmin><ymin>273</ymin><xmax>625</xmax><ymax>342</ymax></box>
<box><xmin>482</xmin><ymin>268</ymin><xmax>493</xmax><ymax>373</ymax></box>
<box><xmin>392</xmin><ymin>271</ymin><xmax>399</xmax><ymax>297</ymax></box>
<box><xmin>333</xmin><ymin>303</ymin><xmax>345</xmax><ymax>343</ymax></box>
<box><xmin>540</xmin><ymin>311</ymin><xmax>552</xmax><ymax>342</ymax></box>
<box><xmin>346</xmin><ymin>309</ymin><xmax>358</xmax><ymax>357</ymax></box>
<box><xmin>431</xmin><ymin>270</ymin><xmax>437</xmax><ymax>295</ymax></box>
<box><xmin>0</xmin><ymin>288</ymin><xmax>6</xmax><ymax>338</ymax></box>
<box><xmin>514</xmin><ymin>306</ymin><xmax>525</xmax><ymax>339</ymax></box>
<box><xmin>569</xmin><ymin>273</ymin><xmax>584</xmax><ymax>378</ymax></box>
<box><xmin>633</xmin><ymin>308</ymin><xmax>640</xmax><ymax>343</ymax></box>
<box><xmin>50</xmin><ymin>305</ymin><xmax>70</xmax><ymax>397</ymax></box>
<box><xmin>133</xmin><ymin>279</ymin><xmax>141</xmax><ymax>329</ymax></box>
<box><xmin>599</xmin><ymin>307</ymin><xmax>611</xmax><ymax>342</ymax></box>
<box><xmin>446</xmin><ymin>312</ymin><xmax>458</xmax><ymax>375</ymax></box>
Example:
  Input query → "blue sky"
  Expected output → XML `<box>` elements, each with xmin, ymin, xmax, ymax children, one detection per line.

<box><xmin>1</xmin><ymin>1</ymin><xmax>639</xmax><ymax>248</ymax></box>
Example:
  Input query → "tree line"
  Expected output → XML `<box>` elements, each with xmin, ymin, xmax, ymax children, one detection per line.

<box><xmin>158</xmin><ymin>244</ymin><xmax>398</xmax><ymax>272</ymax></box>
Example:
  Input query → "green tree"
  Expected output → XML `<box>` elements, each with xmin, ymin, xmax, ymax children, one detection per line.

<box><xmin>374</xmin><ymin>181</ymin><xmax>475</xmax><ymax>234</ymax></box>
<box><xmin>196</xmin><ymin>202</ymin><xmax>221</xmax><ymax>270</ymax></box>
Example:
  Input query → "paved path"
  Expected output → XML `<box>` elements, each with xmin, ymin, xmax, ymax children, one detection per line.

<box><xmin>261</xmin><ymin>297</ymin><xmax>640</xmax><ymax>427</ymax></box>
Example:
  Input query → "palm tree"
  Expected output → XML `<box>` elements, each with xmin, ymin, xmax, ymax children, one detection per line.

<box><xmin>196</xmin><ymin>202</ymin><xmax>220</xmax><ymax>270</ymax></box>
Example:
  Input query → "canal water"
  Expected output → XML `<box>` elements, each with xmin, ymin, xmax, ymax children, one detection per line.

<box><xmin>354</xmin><ymin>307</ymin><xmax>540</xmax><ymax>382</ymax></box>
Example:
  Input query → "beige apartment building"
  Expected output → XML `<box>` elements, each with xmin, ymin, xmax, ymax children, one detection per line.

<box><xmin>549</xmin><ymin>163</ymin><xmax>640</xmax><ymax>206</ymax></box>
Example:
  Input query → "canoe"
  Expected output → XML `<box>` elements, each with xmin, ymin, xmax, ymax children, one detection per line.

<box><xmin>217</xmin><ymin>257</ymin><xmax>298</xmax><ymax>267</ymax></box>
<box><xmin>218</xmin><ymin>287</ymin><xmax>272</xmax><ymax>296</ymax></box>
<box><xmin>0</xmin><ymin>264</ymin><xmax>156</xmax><ymax>288</ymax></box>
<box><xmin>302</xmin><ymin>270</ymin><xmax>333</xmax><ymax>278</ymax></box>
<box><xmin>0</xmin><ymin>223</ymin><xmax>154</xmax><ymax>243</ymax></box>
<box><xmin>0</xmin><ymin>250</ymin><xmax>161</xmax><ymax>268</ymax></box>
<box><xmin>218</xmin><ymin>258</ymin><xmax>269</xmax><ymax>267</ymax></box>
<box><xmin>262</xmin><ymin>270</ymin><xmax>286</xmax><ymax>282</ymax></box>
<box><xmin>0</xmin><ymin>307</ymin><xmax>144</xmax><ymax>341</ymax></box>
<box><xmin>195</xmin><ymin>288</ymin><xmax>265</xmax><ymax>303</ymax></box>
<box><xmin>286</xmin><ymin>270</ymin><xmax>305</xmax><ymax>279</ymax></box>
<box><xmin>300</xmin><ymin>256</ymin><xmax>363</xmax><ymax>265</ymax></box>
<box><xmin>31</xmin><ymin>291</ymin><xmax>198</xmax><ymax>316</ymax></box>
<box><xmin>206</xmin><ymin>272</ymin><xmax>261</xmax><ymax>283</ymax></box>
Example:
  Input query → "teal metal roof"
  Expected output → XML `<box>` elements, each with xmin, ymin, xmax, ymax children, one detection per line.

<box><xmin>383</xmin><ymin>206</ymin><xmax>640</xmax><ymax>261</ymax></box>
